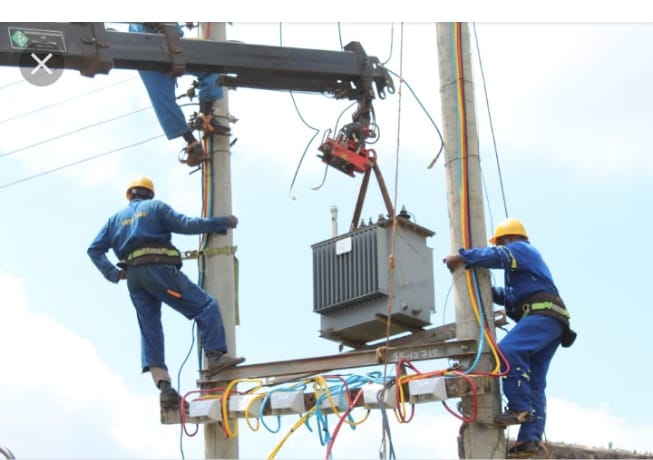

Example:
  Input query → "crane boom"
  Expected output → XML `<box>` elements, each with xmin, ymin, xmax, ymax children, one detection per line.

<box><xmin>0</xmin><ymin>22</ymin><xmax>394</xmax><ymax>101</ymax></box>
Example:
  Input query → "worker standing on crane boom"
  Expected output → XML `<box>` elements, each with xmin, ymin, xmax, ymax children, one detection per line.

<box><xmin>128</xmin><ymin>23</ymin><xmax>231</xmax><ymax>167</ymax></box>
<box><xmin>87</xmin><ymin>176</ymin><xmax>244</xmax><ymax>411</ymax></box>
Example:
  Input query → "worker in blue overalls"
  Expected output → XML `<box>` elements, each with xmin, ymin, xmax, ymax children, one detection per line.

<box><xmin>88</xmin><ymin>176</ymin><xmax>244</xmax><ymax>410</ymax></box>
<box><xmin>128</xmin><ymin>23</ymin><xmax>231</xmax><ymax>167</ymax></box>
<box><xmin>443</xmin><ymin>218</ymin><xmax>575</xmax><ymax>457</ymax></box>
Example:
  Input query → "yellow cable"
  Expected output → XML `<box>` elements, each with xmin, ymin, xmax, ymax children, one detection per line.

<box><xmin>267</xmin><ymin>407</ymin><xmax>317</xmax><ymax>460</ymax></box>
<box><xmin>465</xmin><ymin>270</ymin><xmax>502</xmax><ymax>374</ymax></box>
<box><xmin>221</xmin><ymin>378</ymin><xmax>264</xmax><ymax>438</ymax></box>
<box><xmin>244</xmin><ymin>392</ymin><xmax>266</xmax><ymax>432</ymax></box>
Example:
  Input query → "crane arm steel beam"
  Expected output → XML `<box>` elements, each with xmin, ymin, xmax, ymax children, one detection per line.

<box><xmin>0</xmin><ymin>22</ymin><xmax>394</xmax><ymax>101</ymax></box>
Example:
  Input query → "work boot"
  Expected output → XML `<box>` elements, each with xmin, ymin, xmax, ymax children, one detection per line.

<box><xmin>205</xmin><ymin>351</ymin><xmax>245</xmax><ymax>375</ymax></box>
<box><xmin>179</xmin><ymin>140</ymin><xmax>208</xmax><ymax>167</ymax></box>
<box><xmin>507</xmin><ymin>441</ymin><xmax>545</xmax><ymax>458</ymax></box>
<box><xmin>158</xmin><ymin>381</ymin><xmax>181</xmax><ymax>410</ymax></box>
<box><xmin>494</xmin><ymin>409</ymin><xmax>533</xmax><ymax>426</ymax></box>
<box><xmin>193</xmin><ymin>113</ymin><xmax>231</xmax><ymax>135</ymax></box>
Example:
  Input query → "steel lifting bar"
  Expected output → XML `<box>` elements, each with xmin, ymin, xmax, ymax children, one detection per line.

<box><xmin>0</xmin><ymin>22</ymin><xmax>395</xmax><ymax>101</ymax></box>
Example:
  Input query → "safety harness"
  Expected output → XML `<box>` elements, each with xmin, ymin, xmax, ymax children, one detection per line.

<box><xmin>519</xmin><ymin>298</ymin><xmax>576</xmax><ymax>348</ymax></box>
<box><xmin>521</xmin><ymin>301</ymin><xmax>570</xmax><ymax>319</ymax></box>
<box><xmin>124</xmin><ymin>245</ymin><xmax>182</xmax><ymax>268</ymax></box>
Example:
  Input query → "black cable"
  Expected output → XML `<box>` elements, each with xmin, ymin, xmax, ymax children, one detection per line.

<box><xmin>0</xmin><ymin>76</ymin><xmax>138</xmax><ymax>125</ymax></box>
<box><xmin>0</xmin><ymin>446</ymin><xmax>15</xmax><ymax>460</ymax></box>
<box><xmin>0</xmin><ymin>106</ymin><xmax>152</xmax><ymax>159</ymax></box>
<box><xmin>0</xmin><ymin>78</ymin><xmax>26</xmax><ymax>91</ymax></box>
<box><xmin>380</xmin><ymin>23</ymin><xmax>396</xmax><ymax>66</ymax></box>
<box><xmin>384</xmin><ymin>68</ymin><xmax>445</xmax><ymax>168</ymax></box>
<box><xmin>377</xmin><ymin>389</ymin><xmax>397</xmax><ymax>460</ymax></box>
<box><xmin>276</xmin><ymin>23</ymin><xmax>329</xmax><ymax>197</ymax></box>
<box><xmin>0</xmin><ymin>133</ymin><xmax>164</xmax><ymax>190</ymax></box>
<box><xmin>472</xmin><ymin>23</ymin><xmax>509</xmax><ymax>219</ymax></box>
<box><xmin>337</xmin><ymin>23</ymin><xmax>344</xmax><ymax>50</ymax></box>
<box><xmin>306</xmin><ymin>100</ymin><xmax>354</xmax><ymax>192</ymax></box>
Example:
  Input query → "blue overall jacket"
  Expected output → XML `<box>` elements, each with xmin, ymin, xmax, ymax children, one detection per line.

<box><xmin>87</xmin><ymin>198</ymin><xmax>231</xmax><ymax>282</ymax></box>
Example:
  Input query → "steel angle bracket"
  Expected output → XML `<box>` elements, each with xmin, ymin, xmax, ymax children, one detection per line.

<box><xmin>74</xmin><ymin>22</ymin><xmax>113</xmax><ymax>77</ymax></box>
<box><xmin>198</xmin><ymin>339</ymin><xmax>478</xmax><ymax>385</ymax></box>
<box><xmin>158</xmin><ymin>23</ymin><xmax>185</xmax><ymax>76</ymax></box>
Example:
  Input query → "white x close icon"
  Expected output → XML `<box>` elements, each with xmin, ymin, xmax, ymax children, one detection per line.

<box><xmin>30</xmin><ymin>53</ymin><xmax>53</xmax><ymax>75</ymax></box>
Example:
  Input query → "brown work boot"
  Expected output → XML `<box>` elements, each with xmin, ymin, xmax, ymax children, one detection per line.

<box><xmin>179</xmin><ymin>141</ymin><xmax>208</xmax><ymax>167</ymax></box>
<box><xmin>495</xmin><ymin>409</ymin><xmax>533</xmax><ymax>426</ymax></box>
<box><xmin>507</xmin><ymin>441</ymin><xmax>546</xmax><ymax>458</ymax></box>
<box><xmin>159</xmin><ymin>381</ymin><xmax>181</xmax><ymax>410</ymax></box>
<box><xmin>205</xmin><ymin>351</ymin><xmax>245</xmax><ymax>375</ymax></box>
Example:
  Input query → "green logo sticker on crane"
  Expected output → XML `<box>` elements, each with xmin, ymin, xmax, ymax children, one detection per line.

<box><xmin>10</xmin><ymin>30</ymin><xmax>29</xmax><ymax>48</ymax></box>
<box><xmin>8</xmin><ymin>27</ymin><xmax>66</xmax><ymax>87</ymax></box>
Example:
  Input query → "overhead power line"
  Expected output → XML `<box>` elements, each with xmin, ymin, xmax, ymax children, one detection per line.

<box><xmin>472</xmin><ymin>23</ymin><xmax>509</xmax><ymax>220</ymax></box>
<box><xmin>0</xmin><ymin>106</ymin><xmax>152</xmax><ymax>159</ymax></box>
<box><xmin>0</xmin><ymin>76</ymin><xmax>138</xmax><ymax>125</ymax></box>
<box><xmin>0</xmin><ymin>134</ymin><xmax>164</xmax><ymax>191</ymax></box>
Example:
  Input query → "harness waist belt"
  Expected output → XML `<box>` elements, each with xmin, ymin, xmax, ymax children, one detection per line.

<box><xmin>522</xmin><ymin>301</ymin><xmax>570</xmax><ymax>319</ymax></box>
<box><xmin>127</xmin><ymin>247</ymin><xmax>180</xmax><ymax>261</ymax></box>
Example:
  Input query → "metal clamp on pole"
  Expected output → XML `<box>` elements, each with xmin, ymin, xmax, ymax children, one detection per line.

<box><xmin>183</xmin><ymin>245</ymin><xmax>238</xmax><ymax>260</ymax></box>
<box><xmin>159</xmin><ymin>23</ymin><xmax>186</xmax><ymax>77</ymax></box>
<box><xmin>77</xmin><ymin>22</ymin><xmax>113</xmax><ymax>77</ymax></box>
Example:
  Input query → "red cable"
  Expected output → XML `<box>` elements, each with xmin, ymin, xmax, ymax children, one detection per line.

<box><xmin>180</xmin><ymin>386</ymin><xmax>227</xmax><ymax>437</ymax></box>
<box><xmin>441</xmin><ymin>371</ymin><xmax>478</xmax><ymax>423</ymax></box>
<box><xmin>324</xmin><ymin>389</ymin><xmax>366</xmax><ymax>460</ymax></box>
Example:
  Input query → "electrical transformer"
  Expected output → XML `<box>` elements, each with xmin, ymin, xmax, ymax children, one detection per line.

<box><xmin>312</xmin><ymin>214</ymin><xmax>435</xmax><ymax>347</ymax></box>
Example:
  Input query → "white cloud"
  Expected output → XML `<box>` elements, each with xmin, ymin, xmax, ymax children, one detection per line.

<box><xmin>545</xmin><ymin>398</ymin><xmax>653</xmax><ymax>454</ymax></box>
<box><xmin>0</xmin><ymin>271</ymin><xmax>202</xmax><ymax>459</ymax></box>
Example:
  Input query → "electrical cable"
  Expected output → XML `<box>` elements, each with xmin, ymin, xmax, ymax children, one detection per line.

<box><xmin>179</xmin><ymin>386</ymin><xmax>227</xmax><ymax>437</ymax></box>
<box><xmin>286</xmin><ymin>91</ymin><xmax>321</xmax><ymax>197</ymax></box>
<box><xmin>305</xmin><ymin>100</ymin><xmax>356</xmax><ymax>192</ymax></box>
<box><xmin>276</xmin><ymin>23</ymin><xmax>329</xmax><ymax>199</ymax></box>
<box><xmin>267</xmin><ymin>407</ymin><xmax>317</xmax><ymax>460</ymax></box>
<box><xmin>384</xmin><ymin>68</ymin><xmax>445</xmax><ymax>169</ymax></box>
<box><xmin>377</xmin><ymin>23</ymin><xmax>405</xmax><ymax>459</ymax></box>
<box><xmin>0</xmin><ymin>106</ymin><xmax>152</xmax><ymax>159</ymax></box>
<box><xmin>221</xmin><ymin>378</ymin><xmax>264</xmax><ymax>438</ymax></box>
<box><xmin>450</xmin><ymin>22</ymin><xmax>510</xmax><ymax>378</ymax></box>
<box><xmin>323</xmin><ymin>387</ymin><xmax>366</xmax><ymax>460</ymax></box>
<box><xmin>177</xmin><ymin>320</ymin><xmax>198</xmax><ymax>460</ymax></box>
<box><xmin>472</xmin><ymin>22</ymin><xmax>509</xmax><ymax>220</ymax></box>
<box><xmin>377</xmin><ymin>387</ymin><xmax>397</xmax><ymax>460</ymax></box>
<box><xmin>0</xmin><ymin>78</ymin><xmax>26</xmax><ymax>91</ymax></box>
<box><xmin>0</xmin><ymin>133</ymin><xmax>164</xmax><ymax>191</ymax></box>
<box><xmin>0</xmin><ymin>76</ymin><xmax>138</xmax><ymax>125</ymax></box>
<box><xmin>380</xmin><ymin>23</ymin><xmax>396</xmax><ymax>66</ymax></box>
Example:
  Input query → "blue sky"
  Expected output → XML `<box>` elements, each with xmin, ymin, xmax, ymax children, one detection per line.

<box><xmin>1</xmin><ymin>13</ymin><xmax>653</xmax><ymax>460</ymax></box>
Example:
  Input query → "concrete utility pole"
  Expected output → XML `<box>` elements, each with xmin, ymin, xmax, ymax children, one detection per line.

<box><xmin>199</xmin><ymin>22</ymin><xmax>239</xmax><ymax>460</ymax></box>
<box><xmin>436</xmin><ymin>23</ymin><xmax>506</xmax><ymax>458</ymax></box>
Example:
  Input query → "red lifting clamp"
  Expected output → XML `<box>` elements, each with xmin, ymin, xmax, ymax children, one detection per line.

<box><xmin>317</xmin><ymin>133</ymin><xmax>374</xmax><ymax>177</ymax></box>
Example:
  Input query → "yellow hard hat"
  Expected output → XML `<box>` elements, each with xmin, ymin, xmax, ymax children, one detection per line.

<box><xmin>489</xmin><ymin>218</ymin><xmax>528</xmax><ymax>245</ymax></box>
<box><xmin>125</xmin><ymin>176</ymin><xmax>155</xmax><ymax>200</ymax></box>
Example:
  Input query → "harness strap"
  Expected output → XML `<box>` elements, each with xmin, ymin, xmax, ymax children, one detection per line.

<box><xmin>127</xmin><ymin>247</ymin><xmax>181</xmax><ymax>260</ymax></box>
<box><xmin>182</xmin><ymin>245</ymin><xmax>237</xmax><ymax>260</ymax></box>
<box><xmin>522</xmin><ymin>301</ymin><xmax>570</xmax><ymax>319</ymax></box>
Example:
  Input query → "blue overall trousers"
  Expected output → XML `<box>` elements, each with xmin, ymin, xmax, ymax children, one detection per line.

<box><xmin>128</xmin><ymin>23</ymin><xmax>224</xmax><ymax>140</ymax></box>
<box><xmin>499</xmin><ymin>314</ymin><xmax>564</xmax><ymax>442</ymax></box>
<box><xmin>126</xmin><ymin>263</ymin><xmax>227</xmax><ymax>372</ymax></box>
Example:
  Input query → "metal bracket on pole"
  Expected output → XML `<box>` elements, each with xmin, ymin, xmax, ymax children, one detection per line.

<box><xmin>159</xmin><ymin>23</ymin><xmax>186</xmax><ymax>76</ymax></box>
<box><xmin>77</xmin><ymin>22</ymin><xmax>113</xmax><ymax>77</ymax></box>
